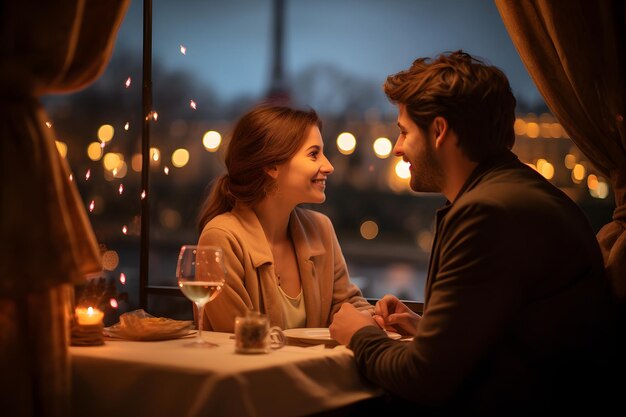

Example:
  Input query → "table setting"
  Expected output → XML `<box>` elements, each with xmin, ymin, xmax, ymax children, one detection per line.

<box><xmin>69</xmin><ymin>244</ymin><xmax>393</xmax><ymax>416</ymax></box>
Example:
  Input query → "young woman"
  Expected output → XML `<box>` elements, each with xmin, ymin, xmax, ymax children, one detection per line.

<box><xmin>197</xmin><ymin>105</ymin><xmax>372</xmax><ymax>332</ymax></box>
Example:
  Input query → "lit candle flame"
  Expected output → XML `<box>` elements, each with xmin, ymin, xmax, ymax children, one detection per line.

<box><xmin>75</xmin><ymin>307</ymin><xmax>104</xmax><ymax>326</ymax></box>
<box><xmin>118</xmin><ymin>184</ymin><xmax>124</xmax><ymax>195</ymax></box>
<box><xmin>45</xmin><ymin>121</ymin><xmax>52</xmax><ymax>128</ymax></box>
<box><xmin>85</xmin><ymin>169</ymin><xmax>91</xmax><ymax>180</ymax></box>
<box><xmin>125</xmin><ymin>77</ymin><xmax>131</xmax><ymax>88</ymax></box>
<box><xmin>124</xmin><ymin>122</ymin><xmax>129</xmax><ymax>131</ymax></box>
<box><xmin>120</xmin><ymin>273</ymin><xmax>126</xmax><ymax>285</ymax></box>
<box><xmin>141</xmin><ymin>190</ymin><xmax>146</xmax><ymax>200</ymax></box>
<box><xmin>89</xmin><ymin>200</ymin><xmax>95</xmax><ymax>212</ymax></box>
<box><xmin>110</xmin><ymin>298</ymin><xmax>119</xmax><ymax>309</ymax></box>
<box><xmin>180</xmin><ymin>44</ymin><xmax>186</xmax><ymax>55</ymax></box>
<box><xmin>152</xmin><ymin>111</ymin><xmax>158</xmax><ymax>121</ymax></box>
<box><xmin>164</xmin><ymin>166</ymin><xmax>170</xmax><ymax>175</ymax></box>
<box><xmin>190</xmin><ymin>100</ymin><xmax>197</xmax><ymax>110</ymax></box>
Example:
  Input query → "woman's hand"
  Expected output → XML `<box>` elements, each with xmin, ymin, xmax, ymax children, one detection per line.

<box><xmin>373</xmin><ymin>294</ymin><xmax>421</xmax><ymax>336</ymax></box>
<box><xmin>329</xmin><ymin>303</ymin><xmax>378</xmax><ymax>346</ymax></box>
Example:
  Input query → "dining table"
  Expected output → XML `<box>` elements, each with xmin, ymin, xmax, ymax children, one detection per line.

<box><xmin>70</xmin><ymin>330</ymin><xmax>383</xmax><ymax>417</ymax></box>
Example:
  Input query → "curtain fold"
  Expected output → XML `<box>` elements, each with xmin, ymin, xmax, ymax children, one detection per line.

<box><xmin>0</xmin><ymin>1</ymin><xmax>130</xmax><ymax>415</ymax></box>
<box><xmin>495</xmin><ymin>0</ymin><xmax>626</xmax><ymax>302</ymax></box>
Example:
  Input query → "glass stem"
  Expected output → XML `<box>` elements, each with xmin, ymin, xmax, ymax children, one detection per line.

<box><xmin>196</xmin><ymin>302</ymin><xmax>204</xmax><ymax>343</ymax></box>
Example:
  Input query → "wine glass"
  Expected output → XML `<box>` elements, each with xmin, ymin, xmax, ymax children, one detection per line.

<box><xmin>177</xmin><ymin>245</ymin><xmax>226</xmax><ymax>347</ymax></box>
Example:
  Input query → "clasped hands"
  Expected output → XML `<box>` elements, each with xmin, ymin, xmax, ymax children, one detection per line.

<box><xmin>329</xmin><ymin>294</ymin><xmax>421</xmax><ymax>346</ymax></box>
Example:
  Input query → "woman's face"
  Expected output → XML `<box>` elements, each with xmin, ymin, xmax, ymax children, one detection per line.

<box><xmin>273</xmin><ymin>125</ymin><xmax>334</xmax><ymax>205</ymax></box>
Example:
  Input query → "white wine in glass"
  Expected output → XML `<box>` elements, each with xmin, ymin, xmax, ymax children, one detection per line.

<box><xmin>177</xmin><ymin>245</ymin><xmax>225</xmax><ymax>347</ymax></box>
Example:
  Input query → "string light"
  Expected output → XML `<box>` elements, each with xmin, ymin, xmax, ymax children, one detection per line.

<box><xmin>69</xmin><ymin>174</ymin><xmax>73</xmax><ymax>182</ymax></box>
<box><xmin>110</xmin><ymin>298</ymin><xmax>119</xmax><ymax>309</ymax></box>
<box><xmin>120</xmin><ymin>273</ymin><xmax>126</xmax><ymax>285</ymax></box>
<box><xmin>141</xmin><ymin>190</ymin><xmax>146</xmax><ymax>200</ymax></box>
<box><xmin>89</xmin><ymin>200</ymin><xmax>95</xmax><ymax>212</ymax></box>
<box><xmin>164</xmin><ymin>166</ymin><xmax>170</xmax><ymax>175</ymax></box>
<box><xmin>125</xmin><ymin>77</ymin><xmax>131</xmax><ymax>88</ymax></box>
<box><xmin>124</xmin><ymin>122</ymin><xmax>129</xmax><ymax>131</ymax></box>
<box><xmin>122</xmin><ymin>225</ymin><xmax>128</xmax><ymax>234</ymax></box>
<box><xmin>190</xmin><ymin>100</ymin><xmax>197</xmax><ymax>110</ymax></box>
<box><xmin>180</xmin><ymin>44</ymin><xmax>186</xmax><ymax>55</ymax></box>
<box><xmin>45</xmin><ymin>121</ymin><xmax>52</xmax><ymax>128</ymax></box>
<box><xmin>118</xmin><ymin>184</ymin><xmax>124</xmax><ymax>195</ymax></box>
<box><xmin>85</xmin><ymin>169</ymin><xmax>91</xmax><ymax>180</ymax></box>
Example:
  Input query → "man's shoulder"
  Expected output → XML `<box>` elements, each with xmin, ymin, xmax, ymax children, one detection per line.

<box><xmin>463</xmin><ymin>161</ymin><xmax>568</xmax><ymax>207</ymax></box>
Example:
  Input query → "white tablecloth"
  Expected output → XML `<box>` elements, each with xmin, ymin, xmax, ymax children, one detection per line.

<box><xmin>70</xmin><ymin>331</ymin><xmax>381</xmax><ymax>417</ymax></box>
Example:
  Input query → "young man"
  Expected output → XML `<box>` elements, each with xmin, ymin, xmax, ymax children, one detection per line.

<box><xmin>330</xmin><ymin>51</ymin><xmax>618</xmax><ymax>415</ymax></box>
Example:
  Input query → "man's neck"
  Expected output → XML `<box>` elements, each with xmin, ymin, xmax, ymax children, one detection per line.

<box><xmin>441</xmin><ymin>157</ymin><xmax>478</xmax><ymax>203</ymax></box>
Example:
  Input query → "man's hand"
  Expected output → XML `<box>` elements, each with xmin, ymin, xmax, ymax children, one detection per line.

<box><xmin>329</xmin><ymin>303</ymin><xmax>378</xmax><ymax>346</ymax></box>
<box><xmin>374</xmin><ymin>294</ymin><xmax>421</xmax><ymax>336</ymax></box>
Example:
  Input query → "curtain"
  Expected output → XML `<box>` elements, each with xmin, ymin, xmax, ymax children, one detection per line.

<box><xmin>494</xmin><ymin>1</ymin><xmax>626</xmax><ymax>304</ymax></box>
<box><xmin>0</xmin><ymin>0</ymin><xmax>130</xmax><ymax>415</ymax></box>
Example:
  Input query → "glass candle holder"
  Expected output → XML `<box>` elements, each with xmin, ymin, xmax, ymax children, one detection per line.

<box><xmin>72</xmin><ymin>306</ymin><xmax>105</xmax><ymax>346</ymax></box>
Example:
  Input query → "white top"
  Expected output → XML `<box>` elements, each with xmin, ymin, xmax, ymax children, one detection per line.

<box><xmin>277</xmin><ymin>285</ymin><xmax>306</xmax><ymax>329</ymax></box>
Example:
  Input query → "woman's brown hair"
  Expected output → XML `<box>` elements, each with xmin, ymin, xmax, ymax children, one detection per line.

<box><xmin>198</xmin><ymin>105</ymin><xmax>321</xmax><ymax>232</ymax></box>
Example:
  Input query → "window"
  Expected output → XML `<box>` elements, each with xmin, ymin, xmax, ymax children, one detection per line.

<box><xmin>43</xmin><ymin>0</ymin><xmax>613</xmax><ymax>324</ymax></box>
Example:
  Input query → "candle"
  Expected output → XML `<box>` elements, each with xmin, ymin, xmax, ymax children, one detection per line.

<box><xmin>76</xmin><ymin>307</ymin><xmax>104</xmax><ymax>326</ymax></box>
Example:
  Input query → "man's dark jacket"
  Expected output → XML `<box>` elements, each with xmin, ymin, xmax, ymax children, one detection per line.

<box><xmin>350</xmin><ymin>151</ymin><xmax>618</xmax><ymax>415</ymax></box>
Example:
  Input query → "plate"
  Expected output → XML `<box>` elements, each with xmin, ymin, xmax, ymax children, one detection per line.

<box><xmin>103</xmin><ymin>322</ymin><xmax>194</xmax><ymax>341</ymax></box>
<box><xmin>283</xmin><ymin>327</ymin><xmax>401</xmax><ymax>345</ymax></box>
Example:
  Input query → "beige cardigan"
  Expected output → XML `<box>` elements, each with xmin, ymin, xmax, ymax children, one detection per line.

<box><xmin>198</xmin><ymin>205</ymin><xmax>372</xmax><ymax>332</ymax></box>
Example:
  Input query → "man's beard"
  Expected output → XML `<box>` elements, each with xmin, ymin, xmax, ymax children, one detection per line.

<box><xmin>409</xmin><ymin>139</ymin><xmax>444</xmax><ymax>193</ymax></box>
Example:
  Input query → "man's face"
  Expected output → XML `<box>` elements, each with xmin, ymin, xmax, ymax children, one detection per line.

<box><xmin>392</xmin><ymin>104</ymin><xmax>444</xmax><ymax>193</ymax></box>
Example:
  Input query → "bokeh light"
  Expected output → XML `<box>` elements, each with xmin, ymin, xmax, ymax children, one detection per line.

<box><xmin>394</xmin><ymin>160</ymin><xmax>411</xmax><ymax>179</ymax></box>
<box><xmin>87</xmin><ymin>142</ymin><xmax>103</xmax><ymax>161</ymax></box>
<box><xmin>536</xmin><ymin>159</ymin><xmax>554</xmax><ymax>180</ymax></box>
<box><xmin>513</xmin><ymin>118</ymin><xmax>527</xmax><ymax>136</ymax></box>
<box><xmin>337</xmin><ymin>132</ymin><xmax>356</xmax><ymax>155</ymax></box>
<box><xmin>526</xmin><ymin>122</ymin><xmax>540</xmax><ymax>138</ymax></box>
<box><xmin>150</xmin><ymin>147</ymin><xmax>161</xmax><ymax>164</ymax></box>
<box><xmin>572</xmin><ymin>163</ymin><xmax>585</xmax><ymax>183</ymax></box>
<box><xmin>202</xmin><ymin>130</ymin><xmax>222</xmax><ymax>151</ymax></box>
<box><xmin>171</xmin><ymin>148</ymin><xmax>190</xmax><ymax>168</ymax></box>
<box><xmin>97</xmin><ymin>124</ymin><xmax>114</xmax><ymax>143</ymax></box>
<box><xmin>360</xmin><ymin>220</ymin><xmax>379</xmax><ymax>240</ymax></box>
<box><xmin>373</xmin><ymin>137</ymin><xmax>392</xmax><ymax>159</ymax></box>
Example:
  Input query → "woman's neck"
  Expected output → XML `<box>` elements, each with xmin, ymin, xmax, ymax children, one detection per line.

<box><xmin>252</xmin><ymin>197</ymin><xmax>294</xmax><ymax>245</ymax></box>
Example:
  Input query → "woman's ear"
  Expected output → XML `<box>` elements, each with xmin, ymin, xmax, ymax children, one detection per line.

<box><xmin>264</xmin><ymin>166</ymin><xmax>279</xmax><ymax>179</ymax></box>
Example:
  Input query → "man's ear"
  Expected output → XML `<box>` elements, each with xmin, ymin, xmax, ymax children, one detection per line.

<box><xmin>265</xmin><ymin>166</ymin><xmax>279</xmax><ymax>179</ymax></box>
<box><xmin>433</xmin><ymin>116</ymin><xmax>449</xmax><ymax>149</ymax></box>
